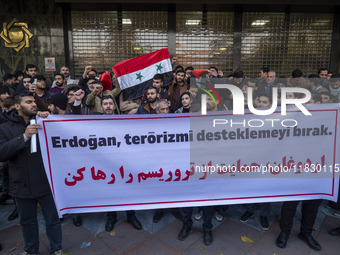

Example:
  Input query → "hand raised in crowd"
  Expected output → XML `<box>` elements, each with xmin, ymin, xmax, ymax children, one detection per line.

<box><xmin>28</xmin><ymin>83</ymin><xmax>36</xmax><ymax>94</ymax></box>
<box><xmin>83</xmin><ymin>65</ymin><xmax>92</xmax><ymax>78</ymax></box>
<box><xmin>85</xmin><ymin>66</ymin><xmax>92</xmax><ymax>72</ymax></box>
<box><xmin>218</xmin><ymin>70</ymin><xmax>224</xmax><ymax>77</ymax></box>
<box><xmin>74</xmin><ymin>89</ymin><xmax>85</xmax><ymax>101</ymax></box>
<box><xmin>24</xmin><ymin>124</ymin><xmax>41</xmax><ymax>139</ymax></box>
<box><xmin>37</xmin><ymin>111</ymin><xmax>50</xmax><ymax>118</ymax></box>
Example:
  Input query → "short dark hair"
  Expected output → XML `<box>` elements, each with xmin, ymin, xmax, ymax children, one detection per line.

<box><xmin>180</xmin><ymin>92</ymin><xmax>191</xmax><ymax>101</ymax></box>
<box><xmin>317</xmin><ymin>67</ymin><xmax>328</xmax><ymax>75</ymax></box>
<box><xmin>175</xmin><ymin>69</ymin><xmax>185</xmax><ymax>75</ymax></box>
<box><xmin>320</xmin><ymin>91</ymin><xmax>331</xmax><ymax>97</ymax></box>
<box><xmin>311</xmin><ymin>93</ymin><xmax>321</xmax><ymax>103</ymax></box>
<box><xmin>14</xmin><ymin>71</ymin><xmax>24</xmax><ymax>78</ymax></box>
<box><xmin>185</xmin><ymin>66</ymin><xmax>194</xmax><ymax>71</ymax></box>
<box><xmin>153</xmin><ymin>73</ymin><xmax>164</xmax><ymax>83</ymax></box>
<box><xmin>23</xmin><ymin>74</ymin><xmax>31</xmax><ymax>80</ymax></box>
<box><xmin>209</xmin><ymin>66</ymin><xmax>218</xmax><ymax>73</ymax></box>
<box><xmin>147</xmin><ymin>86</ymin><xmax>158</xmax><ymax>93</ymax></box>
<box><xmin>54</xmin><ymin>73</ymin><xmax>65</xmax><ymax>79</ymax></box>
<box><xmin>14</xmin><ymin>91</ymin><xmax>33</xmax><ymax>104</ymax></box>
<box><xmin>101</xmin><ymin>95</ymin><xmax>114</xmax><ymax>105</ymax></box>
<box><xmin>30</xmin><ymin>74</ymin><xmax>46</xmax><ymax>84</ymax></box>
<box><xmin>25</xmin><ymin>64</ymin><xmax>37</xmax><ymax>71</ymax></box>
<box><xmin>233</xmin><ymin>70</ymin><xmax>244</xmax><ymax>78</ymax></box>
<box><xmin>292</xmin><ymin>69</ymin><xmax>303</xmax><ymax>78</ymax></box>
<box><xmin>0</xmin><ymin>86</ymin><xmax>10</xmax><ymax>95</ymax></box>
<box><xmin>91</xmin><ymin>79</ymin><xmax>102</xmax><ymax>86</ymax></box>
<box><xmin>87</xmin><ymin>76</ymin><xmax>97</xmax><ymax>82</ymax></box>
<box><xmin>66</xmin><ymin>85</ymin><xmax>80</xmax><ymax>95</ymax></box>
<box><xmin>260</xmin><ymin>66</ymin><xmax>270</xmax><ymax>73</ymax></box>
<box><xmin>257</xmin><ymin>93</ymin><xmax>272</xmax><ymax>104</ymax></box>
<box><xmin>3</xmin><ymin>97</ymin><xmax>14</xmax><ymax>109</ymax></box>
<box><xmin>175</xmin><ymin>65</ymin><xmax>184</xmax><ymax>71</ymax></box>
<box><xmin>248</xmin><ymin>78</ymin><xmax>258</xmax><ymax>85</ymax></box>
<box><xmin>3</xmin><ymin>73</ymin><xmax>14</xmax><ymax>82</ymax></box>
<box><xmin>90</xmin><ymin>69</ymin><xmax>98</xmax><ymax>75</ymax></box>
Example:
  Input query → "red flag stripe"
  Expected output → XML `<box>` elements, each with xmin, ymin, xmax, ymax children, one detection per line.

<box><xmin>112</xmin><ymin>48</ymin><xmax>170</xmax><ymax>77</ymax></box>
<box><xmin>191</xmin><ymin>69</ymin><xmax>207</xmax><ymax>79</ymax></box>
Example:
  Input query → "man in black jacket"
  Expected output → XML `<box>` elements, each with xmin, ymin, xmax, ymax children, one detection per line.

<box><xmin>98</xmin><ymin>96</ymin><xmax>142</xmax><ymax>232</ymax></box>
<box><xmin>0</xmin><ymin>91</ymin><xmax>62</xmax><ymax>255</ymax></box>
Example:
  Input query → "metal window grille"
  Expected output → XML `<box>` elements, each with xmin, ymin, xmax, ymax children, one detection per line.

<box><xmin>241</xmin><ymin>12</ymin><xmax>333</xmax><ymax>77</ymax></box>
<box><xmin>120</xmin><ymin>11</ymin><xmax>168</xmax><ymax>59</ymax></box>
<box><xmin>176</xmin><ymin>11</ymin><xmax>234</xmax><ymax>72</ymax></box>
<box><xmin>286</xmin><ymin>13</ymin><xmax>333</xmax><ymax>76</ymax></box>
<box><xmin>71</xmin><ymin>11</ymin><xmax>168</xmax><ymax>78</ymax></box>
<box><xmin>241</xmin><ymin>12</ymin><xmax>287</xmax><ymax>77</ymax></box>
<box><xmin>71</xmin><ymin>10</ymin><xmax>333</xmax><ymax>79</ymax></box>
<box><xmin>71</xmin><ymin>11</ymin><xmax>119</xmax><ymax>78</ymax></box>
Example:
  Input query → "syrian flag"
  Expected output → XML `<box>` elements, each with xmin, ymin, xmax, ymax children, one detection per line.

<box><xmin>112</xmin><ymin>48</ymin><xmax>173</xmax><ymax>101</ymax></box>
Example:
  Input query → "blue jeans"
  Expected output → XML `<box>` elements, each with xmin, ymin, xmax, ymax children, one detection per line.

<box><xmin>180</xmin><ymin>206</ymin><xmax>214</xmax><ymax>231</ymax></box>
<box><xmin>15</xmin><ymin>193</ymin><xmax>62</xmax><ymax>254</ymax></box>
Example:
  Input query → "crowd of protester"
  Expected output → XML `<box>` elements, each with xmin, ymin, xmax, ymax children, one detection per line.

<box><xmin>0</xmin><ymin>60</ymin><xmax>339</xmax><ymax>254</ymax></box>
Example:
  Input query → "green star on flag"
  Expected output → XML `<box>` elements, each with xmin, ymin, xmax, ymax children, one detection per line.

<box><xmin>112</xmin><ymin>48</ymin><xmax>173</xmax><ymax>101</ymax></box>
<box><xmin>156</xmin><ymin>64</ymin><xmax>163</xmax><ymax>72</ymax></box>
<box><xmin>136</xmin><ymin>72</ymin><xmax>143</xmax><ymax>81</ymax></box>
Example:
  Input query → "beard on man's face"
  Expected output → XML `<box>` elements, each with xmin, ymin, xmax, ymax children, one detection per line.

<box><xmin>147</xmin><ymin>97</ymin><xmax>157</xmax><ymax>103</ymax></box>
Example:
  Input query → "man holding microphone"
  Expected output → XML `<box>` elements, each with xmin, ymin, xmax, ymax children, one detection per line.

<box><xmin>0</xmin><ymin>91</ymin><xmax>63</xmax><ymax>255</ymax></box>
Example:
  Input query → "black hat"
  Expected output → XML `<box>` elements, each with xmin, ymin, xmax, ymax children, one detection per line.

<box><xmin>48</xmin><ymin>93</ymin><xmax>68</xmax><ymax>110</ymax></box>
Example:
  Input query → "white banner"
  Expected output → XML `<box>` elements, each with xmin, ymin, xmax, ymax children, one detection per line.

<box><xmin>37</xmin><ymin>104</ymin><xmax>340</xmax><ymax>216</ymax></box>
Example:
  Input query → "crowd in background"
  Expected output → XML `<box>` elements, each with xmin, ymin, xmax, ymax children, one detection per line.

<box><xmin>0</xmin><ymin>60</ymin><xmax>339</xmax><ymax>253</ymax></box>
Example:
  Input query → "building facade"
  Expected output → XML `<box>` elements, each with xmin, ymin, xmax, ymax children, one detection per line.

<box><xmin>0</xmin><ymin>0</ymin><xmax>339</xmax><ymax>81</ymax></box>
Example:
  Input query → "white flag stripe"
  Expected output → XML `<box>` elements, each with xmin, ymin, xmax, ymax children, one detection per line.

<box><xmin>117</xmin><ymin>59</ymin><xmax>172</xmax><ymax>90</ymax></box>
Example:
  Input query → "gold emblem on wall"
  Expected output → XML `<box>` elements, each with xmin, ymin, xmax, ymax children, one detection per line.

<box><xmin>0</xmin><ymin>18</ymin><xmax>33</xmax><ymax>52</ymax></box>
